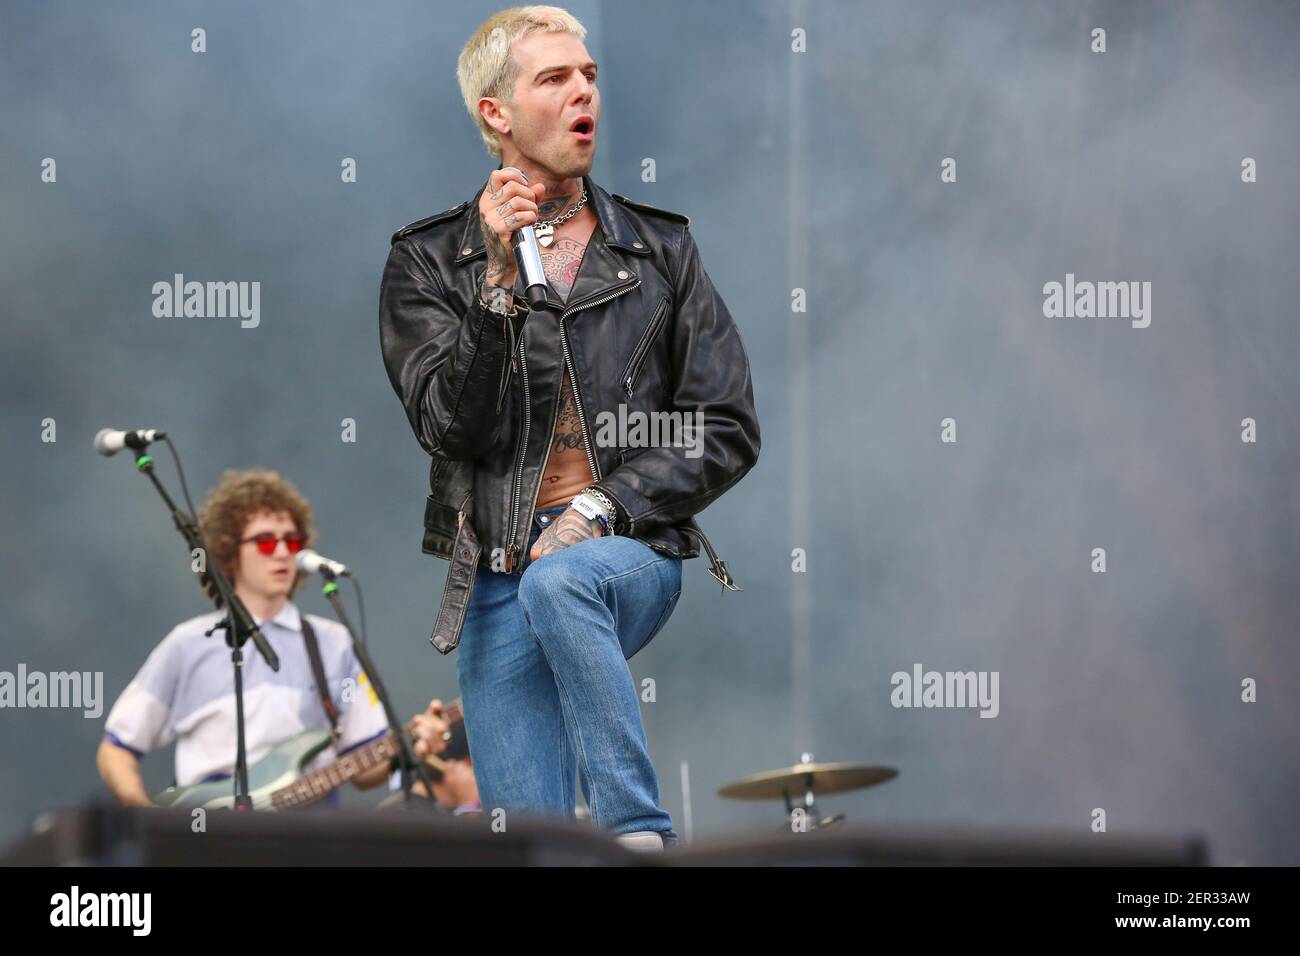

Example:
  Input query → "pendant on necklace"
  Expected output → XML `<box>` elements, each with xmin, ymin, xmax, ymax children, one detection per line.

<box><xmin>535</xmin><ymin>223</ymin><xmax>555</xmax><ymax>247</ymax></box>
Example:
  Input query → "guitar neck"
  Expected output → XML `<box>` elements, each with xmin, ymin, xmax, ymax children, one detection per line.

<box><xmin>270</xmin><ymin>700</ymin><xmax>463</xmax><ymax>810</ymax></box>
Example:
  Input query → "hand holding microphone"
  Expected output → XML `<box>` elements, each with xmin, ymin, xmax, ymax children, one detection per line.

<box><xmin>478</xmin><ymin>166</ymin><xmax>550</xmax><ymax>310</ymax></box>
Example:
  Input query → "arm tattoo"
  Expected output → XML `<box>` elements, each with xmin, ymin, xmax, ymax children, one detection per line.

<box><xmin>481</xmin><ymin>212</ymin><xmax>512</xmax><ymax>283</ymax></box>
<box><xmin>481</xmin><ymin>283</ymin><xmax>513</xmax><ymax>314</ymax></box>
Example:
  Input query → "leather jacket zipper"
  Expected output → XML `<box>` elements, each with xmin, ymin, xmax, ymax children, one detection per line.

<box><xmin>622</xmin><ymin>296</ymin><xmax>669</xmax><ymax>397</ymax></box>
<box><xmin>504</xmin><ymin>276</ymin><xmax>641</xmax><ymax>570</ymax></box>
<box><xmin>504</xmin><ymin>338</ymin><xmax>531</xmax><ymax>572</ymax></box>
<box><xmin>561</xmin><ymin>277</ymin><xmax>642</xmax><ymax>483</ymax></box>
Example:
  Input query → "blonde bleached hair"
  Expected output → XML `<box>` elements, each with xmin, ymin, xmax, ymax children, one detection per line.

<box><xmin>457</xmin><ymin>5</ymin><xmax>588</xmax><ymax>159</ymax></box>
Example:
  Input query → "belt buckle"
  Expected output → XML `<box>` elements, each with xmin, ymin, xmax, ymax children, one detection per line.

<box><xmin>708</xmin><ymin>559</ymin><xmax>742</xmax><ymax>592</ymax></box>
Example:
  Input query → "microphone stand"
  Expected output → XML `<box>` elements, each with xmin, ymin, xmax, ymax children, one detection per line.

<box><xmin>317</xmin><ymin>572</ymin><xmax>435</xmax><ymax>805</ymax></box>
<box><xmin>132</xmin><ymin>451</ymin><xmax>280</xmax><ymax>810</ymax></box>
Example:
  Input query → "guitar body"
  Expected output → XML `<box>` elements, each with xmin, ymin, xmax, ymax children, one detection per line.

<box><xmin>151</xmin><ymin>699</ymin><xmax>463</xmax><ymax>811</ymax></box>
<box><xmin>153</xmin><ymin>730</ymin><xmax>334</xmax><ymax>810</ymax></box>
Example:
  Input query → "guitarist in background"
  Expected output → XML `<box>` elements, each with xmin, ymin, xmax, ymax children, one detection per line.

<box><xmin>97</xmin><ymin>469</ymin><xmax>393</xmax><ymax>806</ymax></box>
<box><xmin>398</xmin><ymin>698</ymin><xmax>482</xmax><ymax>815</ymax></box>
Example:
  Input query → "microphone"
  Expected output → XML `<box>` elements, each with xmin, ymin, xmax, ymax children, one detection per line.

<box><xmin>94</xmin><ymin>427</ymin><xmax>166</xmax><ymax>457</ymax></box>
<box><xmin>502</xmin><ymin>166</ymin><xmax>550</xmax><ymax>310</ymax></box>
<box><xmin>296</xmin><ymin>549</ymin><xmax>351</xmax><ymax>578</ymax></box>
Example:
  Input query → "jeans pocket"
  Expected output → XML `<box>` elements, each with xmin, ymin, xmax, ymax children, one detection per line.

<box><xmin>630</xmin><ymin>589</ymin><xmax>681</xmax><ymax>658</ymax></box>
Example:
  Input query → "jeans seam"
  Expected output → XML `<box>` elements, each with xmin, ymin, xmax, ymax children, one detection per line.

<box><xmin>630</xmin><ymin>589</ymin><xmax>680</xmax><ymax>658</ymax></box>
<box><xmin>557</xmin><ymin>699</ymin><xmax>574</xmax><ymax>816</ymax></box>
<box><xmin>524</xmin><ymin>612</ymin><xmax>603</xmax><ymax>828</ymax></box>
<box><xmin>596</xmin><ymin>556</ymin><xmax>672</xmax><ymax>588</ymax></box>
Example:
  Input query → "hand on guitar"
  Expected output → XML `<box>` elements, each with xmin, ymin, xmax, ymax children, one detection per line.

<box><xmin>410</xmin><ymin>698</ymin><xmax>453</xmax><ymax>764</ymax></box>
<box><xmin>406</xmin><ymin>698</ymin><xmax>479</xmax><ymax>811</ymax></box>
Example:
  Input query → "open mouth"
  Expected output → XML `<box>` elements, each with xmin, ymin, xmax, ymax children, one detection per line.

<box><xmin>569</xmin><ymin>115</ymin><xmax>594</xmax><ymax>141</ymax></box>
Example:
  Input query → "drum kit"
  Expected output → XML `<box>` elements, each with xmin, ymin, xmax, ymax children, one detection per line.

<box><xmin>717</xmin><ymin>752</ymin><xmax>898</xmax><ymax>832</ymax></box>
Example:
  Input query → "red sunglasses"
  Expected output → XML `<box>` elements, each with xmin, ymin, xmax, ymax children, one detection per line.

<box><xmin>239</xmin><ymin>532</ymin><xmax>307</xmax><ymax>556</ymax></box>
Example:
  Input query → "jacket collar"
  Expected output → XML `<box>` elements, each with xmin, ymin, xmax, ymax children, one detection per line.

<box><xmin>454</xmin><ymin>172</ymin><xmax>651</xmax><ymax>270</ymax></box>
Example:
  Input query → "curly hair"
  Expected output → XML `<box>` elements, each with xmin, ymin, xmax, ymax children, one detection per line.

<box><xmin>197</xmin><ymin>469</ymin><xmax>315</xmax><ymax>590</ymax></box>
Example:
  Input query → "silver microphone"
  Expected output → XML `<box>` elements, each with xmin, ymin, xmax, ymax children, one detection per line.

<box><xmin>296</xmin><ymin>548</ymin><xmax>351</xmax><ymax>578</ymax></box>
<box><xmin>94</xmin><ymin>427</ymin><xmax>166</xmax><ymax>456</ymax></box>
<box><xmin>502</xmin><ymin>166</ymin><xmax>550</xmax><ymax>310</ymax></box>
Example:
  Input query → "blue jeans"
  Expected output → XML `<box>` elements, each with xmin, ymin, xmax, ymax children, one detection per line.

<box><xmin>456</xmin><ymin>504</ymin><xmax>682</xmax><ymax>844</ymax></box>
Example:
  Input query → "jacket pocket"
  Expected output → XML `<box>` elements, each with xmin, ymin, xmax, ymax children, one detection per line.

<box><xmin>621</xmin><ymin>295</ymin><xmax>670</xmax><ymax>397</ymax></box>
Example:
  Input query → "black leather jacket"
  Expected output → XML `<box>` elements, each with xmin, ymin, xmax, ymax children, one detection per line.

<box><xmin>379</xmin><ymin>174</ymin><xmax>760</xmax><ymax>653</ymax></box>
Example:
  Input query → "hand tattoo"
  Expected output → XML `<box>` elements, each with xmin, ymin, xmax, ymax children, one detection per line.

<box><xmin>530</xmin><ymin>506</ymin><xmax>602</xmax><ymax>561</ymax></box>
<box><xmin>482</xmin><ymin>212</ymin><xmax>513</xmax><ymax>282</ymax></box>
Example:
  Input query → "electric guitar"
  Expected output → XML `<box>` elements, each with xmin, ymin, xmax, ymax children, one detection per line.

<box><xmin>154</xmin><ymin>700</ymin><xmax>464</xmax><ymax>810</ymax></box>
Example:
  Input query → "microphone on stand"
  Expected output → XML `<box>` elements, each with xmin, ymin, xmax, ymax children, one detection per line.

<box><xmin>296</xmin><ymin>549</ymin><xmax>351</xmax><ymax>579</ymax></box>
<box><xmin>94</xmin><ymin>427</ymin><xmax>166</xmax><ymax>456</ymax></box>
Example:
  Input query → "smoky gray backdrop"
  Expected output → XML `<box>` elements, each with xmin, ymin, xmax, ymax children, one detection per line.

<box><xmin>1</xmin><ymin>0</ymin><xmax>1296</xmax><ymax>862</ymax></box>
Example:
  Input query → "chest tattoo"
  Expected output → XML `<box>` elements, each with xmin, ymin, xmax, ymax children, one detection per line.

<box><xmin>550</xmin><ymin>372</ymin><xmax>584</xmax><ymax>457</ymax></box>
<box><xmin>540</xmin><ymin>236</ymin><xmax>587</xmax><ymax>303</ymax></box>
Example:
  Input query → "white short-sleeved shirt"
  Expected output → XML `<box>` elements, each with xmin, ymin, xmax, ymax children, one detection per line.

<box><xmin>103</xmin><ymin>601</ymin><xmax>388</xmax><ymax>787</ymax></box>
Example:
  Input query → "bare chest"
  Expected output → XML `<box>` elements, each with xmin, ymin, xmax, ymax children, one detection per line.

<box><xmin>538</xmin><ymin>211</ymin><xmax>597</xmax><ymax>304</ymax></box>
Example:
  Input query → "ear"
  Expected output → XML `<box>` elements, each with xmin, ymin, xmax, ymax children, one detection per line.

<box><xmin>479</xmin><ymin>96</ymin><xmax>510</xmax><ymax>136</ymax></box>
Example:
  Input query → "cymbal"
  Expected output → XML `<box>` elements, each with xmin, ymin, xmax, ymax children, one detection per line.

<box><xmin>718</xmin><ymin>762</ymin><xmax>898</xmax><ymax>800</ymax></box>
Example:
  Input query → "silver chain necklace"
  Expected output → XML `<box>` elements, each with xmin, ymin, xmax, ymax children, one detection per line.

<box><xmin>534</xmin><ymin>187</ymin><xmax>588</xmax><ymax>247</ymax></box>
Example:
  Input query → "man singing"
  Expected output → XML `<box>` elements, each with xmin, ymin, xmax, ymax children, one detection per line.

<box><xmin>379</xmin><ymin>5</ymin><xmax>759</xmax><ymax>849</ymax></box>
